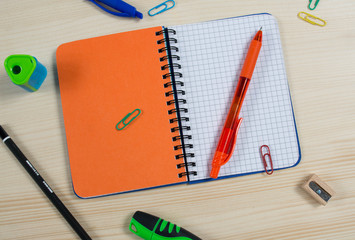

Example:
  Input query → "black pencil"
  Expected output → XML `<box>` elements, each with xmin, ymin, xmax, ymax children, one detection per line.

<box><xmin>0</xmin><ymin>125</ymin><xmax>92</xmax><ymax>240</ymax></box>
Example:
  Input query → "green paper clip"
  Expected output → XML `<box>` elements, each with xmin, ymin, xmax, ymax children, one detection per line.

<box><xmin>308</xmin><ymin>0</ymin><xmax>320</xmax><ymax>10</ymax></box>
<box><xmin>116</xmin><ymin>109</ymin><xmax>141</xmax><ymax>130</ymax></box>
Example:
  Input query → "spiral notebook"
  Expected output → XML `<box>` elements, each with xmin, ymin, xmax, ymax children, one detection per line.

<box><xmin>56</xmin><ymin>13</ymin><xmax>301</xmax><ymax>198</ymax></box>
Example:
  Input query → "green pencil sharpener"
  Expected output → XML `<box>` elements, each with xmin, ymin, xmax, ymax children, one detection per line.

<box><xmin>4</xmin><ymin>54</ymin><xmax>47</xmax><ymax>92</ymax></box>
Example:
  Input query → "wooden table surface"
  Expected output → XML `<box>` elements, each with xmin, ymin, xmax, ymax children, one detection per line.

<box><xmin>1</xmin><ymin>1</ymin><xmax>354</xmax><ymax>239</ymax></box>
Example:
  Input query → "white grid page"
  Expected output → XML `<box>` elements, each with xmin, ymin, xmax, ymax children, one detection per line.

<box><xmin>170</xmin><ymin>14</ymin><xmax>300</xmax><ymax>181</ymax></box>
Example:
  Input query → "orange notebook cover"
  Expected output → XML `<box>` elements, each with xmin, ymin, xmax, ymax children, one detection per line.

<box><xmin>56</xmin><ymin>26</ymin><xmax>187</xmax><ymax>198</ymax></box>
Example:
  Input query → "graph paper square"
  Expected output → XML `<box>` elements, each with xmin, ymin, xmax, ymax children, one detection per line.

<box><xmin>169</xmin><ymin>13</ymin><xmax>300</xmax><ymax>181</ymax></box>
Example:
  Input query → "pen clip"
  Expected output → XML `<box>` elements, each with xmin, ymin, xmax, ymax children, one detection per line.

<box><xmin>210</xmin><ymin>117</ymin><xmax>242</xmax><ymax>178</ymax></box>
<box><xmin>88</xmin><ymin>0</ymin><xmax>130</xmax><ymax>17</ymax></box>
<box><xmin>222</xmin><ymin>118</ymin><xmax>243</xmax><ymax>165</ymax></box>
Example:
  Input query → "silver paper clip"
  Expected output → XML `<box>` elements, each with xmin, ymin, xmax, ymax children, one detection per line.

<box><xmin>148</xmin><ymin>0</ymin><xmax>175</xmax><ymax>16</ymax></box>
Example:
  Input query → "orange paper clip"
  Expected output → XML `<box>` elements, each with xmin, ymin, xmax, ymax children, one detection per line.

<box><xmin>260</xmin><ymin>145</ymin><xmax>274</xmax><ymax>175</ymax></box>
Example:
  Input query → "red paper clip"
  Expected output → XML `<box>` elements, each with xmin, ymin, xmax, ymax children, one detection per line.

<box><xmin>260</xmin><ymin>145</ymin><xmax>274</xmax><ymax>175</ymax></box>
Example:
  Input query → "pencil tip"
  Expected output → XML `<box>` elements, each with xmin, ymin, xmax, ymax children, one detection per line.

<box><xmin>0</xmin><ymin>125</ymin><xmax>8</xmax><ymax>140</ymax></box>
<box><xmin>259</xmin><ymin>27</ymin><xmax>262</xmax><ymax>31</ymax></box>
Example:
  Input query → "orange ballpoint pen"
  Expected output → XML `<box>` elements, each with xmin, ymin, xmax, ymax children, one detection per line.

<box><xmin>210</xmin><ymin>28</ymin><xmax>263</xmax><ymax>178</ymax></box>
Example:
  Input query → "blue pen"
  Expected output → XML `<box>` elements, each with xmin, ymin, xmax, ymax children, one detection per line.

<box><xmin>88</xmin><ymin>0</ymin><xmax>143</xmax><ymax>19</ymax></box>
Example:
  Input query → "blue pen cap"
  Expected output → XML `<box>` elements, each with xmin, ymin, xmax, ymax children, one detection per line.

<box><xmin>89</xmin><ymin>0</ymin><xmax>143</xmax><ymax>19</ymax></box>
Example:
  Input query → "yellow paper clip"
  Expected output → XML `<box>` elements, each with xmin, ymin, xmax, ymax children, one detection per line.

<box><xmin>116</xmin><ymin>109</ymin><xmax>142</xmax><ymax>130</ymax></box>
<box><xmin>298</xmin><ymin>12</ymin><xmax>326</xmax><ymax>27</ymax></box>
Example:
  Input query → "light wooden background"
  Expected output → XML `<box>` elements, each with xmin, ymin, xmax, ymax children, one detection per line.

<box><xmin>1</xmin><ymin>0</ymin><xmax>354</xmax><ymax>239</ymax></box>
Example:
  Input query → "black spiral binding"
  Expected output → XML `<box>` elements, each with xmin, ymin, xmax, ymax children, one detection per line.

<box><xmin>157</xmin><ymin>27</ymin><xmax>197</xmax><ymax>179</ymax></box>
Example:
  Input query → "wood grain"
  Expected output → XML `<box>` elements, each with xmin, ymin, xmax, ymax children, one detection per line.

<box><xmin>1</xmin><ymin>0</ymin><xmax>355</xmax><ymax>239</ymax></box>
